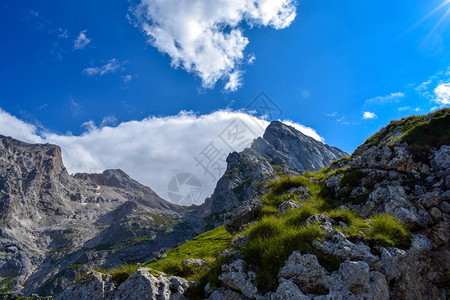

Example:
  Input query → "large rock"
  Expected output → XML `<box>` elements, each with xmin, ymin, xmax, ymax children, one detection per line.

<box><xmin>224</xmin><ymin>196</ymin><xmax>264</xmax><ymax>234</ymax></box>
<box><xmin>277</xmin><ymin>252</ymin><xmax>389</xmax><ymax>300</ymax></box>
<box><xmin>56</xmin><ymin>268</ymin><xmax>195</xmax><ymax>300</ymax></box>
<box><xmin>218</xmin><ymin>260</ymin><xmax>260</xmax><ymax>299</ymax></box>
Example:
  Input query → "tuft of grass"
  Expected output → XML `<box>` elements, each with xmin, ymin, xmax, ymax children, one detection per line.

<box><xmin>241</xmin><ymin>215</ymin><xmax>323</xmax><ymax>293</ymax></box>
<box><xmin>284</xmin><ymin>206</ymin><xmax>319</xmax><ymax>226</ymax></box>
<box><xmin>266</xmin><ymin>176</ymin><xmax>307</xmax><ymax>196</ymax></box>
<box><xmin>98</xmin><ymin>263</ymin><xmax>139</xmax><ymax>286</ymax></box>
<box><xmin>327</xmin><ymin>209</ymin><xmax>360</xmax><ymax>226</ymax></box>
<box><xmin>368</xmin><ymin>214</ymin><xmax>412</xmax><ymax>250</ymax></box>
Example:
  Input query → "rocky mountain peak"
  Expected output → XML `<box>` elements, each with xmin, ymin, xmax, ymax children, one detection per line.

<box><xmin>251</xmin><ymin>121</ymin><xmax>346</xmax><ymax>171</ymax></box>
<box><xmin>203</xmin><ymin>120</ymin><xmax>347</xmax><ymax>228</ymax></box>
<box><xmin>75</xmin><ymin>169</ymin><xmax>136</xmax><ymax>189</ymax></box>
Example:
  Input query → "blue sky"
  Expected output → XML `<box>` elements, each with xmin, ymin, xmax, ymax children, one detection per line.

<box><xmin>0</xmin><ymin>0</ymin><xmax>449</xmax><ymax>202</ymax></box>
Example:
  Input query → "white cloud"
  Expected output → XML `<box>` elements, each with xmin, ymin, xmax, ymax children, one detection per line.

<box><xmin>363</xmin><ymin>111</ymin><xmax>377</xmax><ymax>119</ymax></box>
<box><xmin>398</xmin><ymin>106</ymin><xmax>420</xmax><ymax>112</ymax></box>
<box><xmin>74</xmin><ymin>30</ymin><xmax>91</xmax><ymax>50</ymax></box>
<box><xmin>434</xmin><ymin>83</ymin><xmax>450</xmax><ymax>105</ymax></box>
<box><xmin>0</xmin><ymin>109</ymin><xmax>43</xmax><ymax>144</ymax></box>
<box><xmin>129</xmin><ymin>0</ymin><xmax>297</xmax><ymax>91</ymax></box>
<box><xmin>224</xmin><ymin>71</ymin><xmax>244</xmax><ymax>92</ymax></box>
<box><xmin>280</xmin><ymin>120</ymin><xmax>324</xmax><ymax>142</ymax></box>
<box><xmin>83</xmin><ymin>59</ymin><xmax>123</xmax><ymax>76</ymax></box>
<box><xmin>365</xmin><ymin>92</ymin><xmax>405</xmax><ymax>104</ymax></box>
<box><xmin>122</xmin><ymin>75</ymin><xmax>133</xmax><ymax>83</ymax></box>
<box><xmin>58</xmin><ymin>28</ymin><xmax>68</xmax><ymax>38</ymax></box>
<box><xmin>0</xmin><ymin>109</ymin><xmax>323</xmax><ymax>205</ymax></box>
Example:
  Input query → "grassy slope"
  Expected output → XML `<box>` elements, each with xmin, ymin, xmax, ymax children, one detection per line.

<box><xmin>144</xmin><ymin>226</ymin><xmax>231</xmax><ymax>279</ymax></box>
<box><xmin>96</xmin><ymin>226</ymin><xmax>231</xmax><ymax>289</ymax></box>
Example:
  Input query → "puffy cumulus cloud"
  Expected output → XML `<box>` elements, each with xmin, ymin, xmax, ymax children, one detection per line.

<box><xmin>83</xmin><ymin>59</ymin><xmax>124</xmax><ymax>76</ymax></box>
<box><xmin>363</xmin><ymin>111</ymin><xmax>377</xmax><ymax>119</ymax></box>
<box><xmin>434</xmin><ymin>83</ymin><xmax>450</xmax><ymax>105</ymax></box>
<box><xmin>0</xmin><ymin>109</ymin><xmax>322</xmax><ymax>205</ymax></box>
<box><xmin>129</xmin><ymin>0</ymin><xmax>297</xmax><ymax>91</ymax></box>
<box><xmin>74</xmin><ymin>30</ymin><xmax>91</xmax><ymax>50</ymax></box>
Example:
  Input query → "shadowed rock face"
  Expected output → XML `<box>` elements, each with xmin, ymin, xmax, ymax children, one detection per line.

<box><xmin>202</xmin><ymin>121</ymin><xmax>347</xmax><ymax>228</ymax></box>
<box><xmin>0</xmin><ymin>135</ymin><xmax>202</xmax><ymax>296</ymax></box>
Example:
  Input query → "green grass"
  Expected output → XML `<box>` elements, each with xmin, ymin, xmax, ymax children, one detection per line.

<box><xmin>145</xmin><ymin>226</ymin><xmax>231</xmax><ymax>279</ymax></box>
<box><xmin>367</xmin><ymin>214</ymin><xmax>412</xmax><ymax>249</ymax></box>
<box><xmin>400</xmin><ymin>109</ymin><xmax>450</xmax><ymax>162</ymax></box>
<box><xmin>97</xmin><ymin>263</ymin><xmax>140</xmax><ymax>286</ymax></box>
<box><xmin>138</xmin><ymin>212</ymin><xmax>180</xmax><ymax>227</ymax></box>
<box><xmin>261</xmin><ymin>171</ymin><xmax>338</xmax><ymax>217</ymax></box>
<box><xmin>241</xmin><ymin>215</ymin><xmax>323</xmax><ymax>293</ymax></box>
<box><xmin>92</xmin><ymin>226</ymin><xmax>231</xmax><ymax>291</ymax></box>
<box><xmin>363</xmin><ymin>108</ymin><xmax>449</xmax><ymax>157</ymax></box>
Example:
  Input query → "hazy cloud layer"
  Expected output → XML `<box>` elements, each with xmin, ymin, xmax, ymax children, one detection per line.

<box><xmin>0</xmin><ymin>109</ymin><xmax>323</xmax><ymax>205</ymax></box>
<box><xmin>129</xmin><ymin>0</ymin><xmax>297</xmax><ymax>91</ymax></box>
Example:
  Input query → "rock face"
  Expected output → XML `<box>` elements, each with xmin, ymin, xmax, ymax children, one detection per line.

<box><xmin>56</xmin><ymin>268</ymin><xmax>194</xmax><ymax>300</ymax></box>
<box><xmin>202</xmin><ymin>121</ymin><xmax>347</xmax><ymax>228</ymax></box>
<box><xmin>0</xmin><ymin>135</ymin><xmax>202</xmax><ymax>296</ymax></box>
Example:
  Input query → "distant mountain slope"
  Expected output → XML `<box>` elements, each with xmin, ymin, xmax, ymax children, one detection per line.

<box><xmin>0</xmin><ymin>135</ymin><xmax>202</xmax><ymax>296</ymax></box>
<box><xmin>202</xmin><ymin>121</ymin><xmax>347</xmax><ymax>228</ymax></box>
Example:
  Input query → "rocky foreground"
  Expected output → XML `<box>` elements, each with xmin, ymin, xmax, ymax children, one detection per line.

<box><xmin>59</xmin><ymin>109</ymin><xmax>449</xmax><ymax>299</ymax></box>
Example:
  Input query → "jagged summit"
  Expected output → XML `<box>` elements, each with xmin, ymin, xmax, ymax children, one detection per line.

<box><xmin>202</xmin><ymin>120</ymin><xmax>347</xmax><ymax>228</ymax></box>
<box><xmin>252</xmin><ymin>121</ymin><xmax>347</xmax><ymax>171</ymax></box>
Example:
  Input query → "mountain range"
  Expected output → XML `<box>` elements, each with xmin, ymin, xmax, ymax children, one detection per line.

<box><xmin>0</xmin><ymin>120</ymin><xmax>347</xmax><ymax>297</ymax></box>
